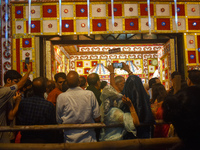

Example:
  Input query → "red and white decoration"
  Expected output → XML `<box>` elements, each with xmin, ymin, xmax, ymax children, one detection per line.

<box><xmin>124</xmin><ymin>4</ymin><xmax>138</xmax><ymax>16</ymax></box>
<box><xmin>76</xmin><ymin>19</ymin><xmax>88</xmax><ymax>33</ymax></box>
<box><xmin>156</xmin><ymin>4</ymin><xmax>170</xmax><ymax>16</ymax></box>
<box><xmin>26</xmin><ymin>5</ymin><xmax>40</xmax><ymax>18</ymax></box>
<box><xmin>108</xmin><ymin>18</ymin><xmax>123</xmax><ymax>31</ymax></box>
<box><xmin>43</xmin><ymin>20</ymin><xmax>57</xmax><ymax>33</ymax></box>
<box><xmin>92</xmin><ymin>4</ymin><xmax>106</xmax><ymax>17</ymax></box>
<box><xmin>187</xmin><ymin>4</ymin><xmax>200</xmax><ymax>16</ymax></box>
<box><xmin>186</xmin><ymin>35</ymin><xmax>196</xmax><ymax>49</ymax></box>
<box><xmin>172</xmin><ymin>18</ymin><xmax>186</xmax><ymax>31</ymax></box>
<box><xmin>61</xmin><ymin>5</ymin><xmax>74</xmax><ymax>17</ymax></box>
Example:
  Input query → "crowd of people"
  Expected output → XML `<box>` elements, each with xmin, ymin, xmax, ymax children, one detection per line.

<box><xmin>0</xmin><ymin>63</ymin><xmax>200</xmax><ymax>150</ymax></box>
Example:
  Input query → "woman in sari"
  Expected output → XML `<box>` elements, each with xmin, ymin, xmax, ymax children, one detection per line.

<box><xmin>122</xmin><ymin>75</ymin><xmax>155</xmax><ymax>139</ymax></box>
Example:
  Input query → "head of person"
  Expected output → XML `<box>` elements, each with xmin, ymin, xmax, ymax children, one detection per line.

<box><xmin>151</xmin><ymin>83</ymin><xmax>167</xmax><ymax>104</ymax></box>
<box><xmin>187</xmin><ymin>70</ymin><xmax>200</xmax><ymax>86</ymax></box>
<box><xmin>54</xmin><ymin>72</ymin><xmax>67</xmax><ymax>90</ymax></box>
<box><xmin>20</xmin><ymin>79</ymin><xmax>32</xmax><ymax>93</ymax></box>
<box><xmin>87</xmin><ymin>73</ymin><xmax>101</xmax><ymax>90</ymax></box>
<box><xmin>79</xmin><ymin>76</ymin><xmax>87</xmax><ymax>89</ymax></box>
<box><xmin>46</xmin><ymin>80</ymin><xmax>55</xmax><ymax>94</ymax></box>
<box><xmin>100</xmin><ymin>81</ymin><xmax>108</xmax><ymax>90</ymax></box>
<box><xmin>122</xmin><ymin>75</ymin><xmax>154</xmax><ymax>124</ymax></box>
<box><xmin>66</xmin><ymin>71</ymin><xmax>80</xmax><ymax>88</ymax></box>
<box><xmin>32</xmin><ymin>77</ymin><xmax>47</xmax><ymax>97</ymax></box>
<box><xmin>162</xmin><ymin>86</ymin><xmax>200</xmax><ymax>148</ymax></box>
<box><xmin>114</xmin><ymin>76</ymin><xmax>125</xmax><ymax>93</ymax></box>
<box><xmin>149</xmin><ymin>77</ymin><xmax>160</xmax><ymax>88</ymax></box>
<box><xmin>4</xmin><ymin>70</ymin><xmax>22</xmax><ymax>86</ymax></box>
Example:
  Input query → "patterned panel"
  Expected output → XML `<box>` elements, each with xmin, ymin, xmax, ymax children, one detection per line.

<box><xmin>172</xmin><ymin>4</ymin><xmax>185</xmax><ymax>16</ymax></box>
<box><xmin>156</xmin><ymin>18</ymin><xmax>170</xmax><ymax>30</ymax></box>
<box><xmin>43</xmin><ymin>20</ymin><xmax>58</xmax><ymax>33</ymax></box>
<box><xmin>187</xmin><ymin>4</ymin><xmax>200</xmax><ymax>17</ymax></box>
<box><xmin>108</xmin><ymin>4</ymin><xmax>122</xmax><ymax>17</ymax></box>
<box><xmin>15</xmin><ymin>21</ymin><xmax>24</xmax><ymax>34</ymax></box>
<box><xmin>43</xmin><ymin>5</ymin><xmax>57</xmax><ymax>18</ymax></box>
<box><xmin>124</xmin><ymin>3</ymin><xmax>138</xmax><ymax>16</ymax></box>
<box><xmin>188</xmin><ymin>19</ymin><xmax>200</xmax><ymax>30</ymax></box>
<box><xmin>15</xmin><ymin>6</ymin><xmax>24</xmax><ymax>19</ymax></box>
<box><xmin>76</xmin><ymin>19</ymin><xmax>88</xmax><ymax>33</ymax></box>
<box><xmin>125</xmin><ymin>18</ymin><xmax>138</xmax><ymax>30</ymax></box>
<box><xmin>108</xmin><ymin>18</ymin><xmax>123</xmax><ymax>32</ymax></box>
<box><xmin>172</xmin><ymin>18</ymin><xmax>186</xmax><ymax>31</ymax></box>
<box><xmin>62</xmin><ymin>20</ymin><xmax>74</xmax><ymax>32</ymax></box>
<box><xmin>26</xmin><ymin>20</ymin><xmax>41</xmax><ymax>33</ymax></box>
<box><xmin>140</xmin><ymin>3</ymin><xmax>154</xmax><ymax>16</ymax></box>
<box><xmin>76</xmin><ymin>5</ymin><xmax>87</xmax><ymax>17</ymax></box>
<box><xmin>156</xmin><ymin>4</ymin><xmax>170</xmax><ymax>16</ymax></box>
<box><xmin>140</xmin><ymin>18</ymin><xmax>154</xmax><ymax>31</ymax></box>
<box><xmin>26</xmin><ymin>5</ymin><xmax>41</xmax><ymax>18</ymax></box>
<box><xmin>92</xmin><ymin>19</ymin><xmax>106</xmax><ymax>31</ymax></box>
<box><xmin>62</xmin><ymin>5</ymin><xmax>74</xmax><ymax>18</ymax></box>
<box><xmin>91</xmin><ymin>4</ymin><xmax>106</xmax><ymax>17</ymax></box>
<box><xmin>186</xmin><ymin>35</ymin><xmax>196</xmax><ymax>49</ymax></box>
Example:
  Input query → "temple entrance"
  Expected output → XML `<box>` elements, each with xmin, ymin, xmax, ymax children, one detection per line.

<box><xmin>40</xmin><ymin>33</ymin><xmax>184</xmax><ymax>90</ymax></box>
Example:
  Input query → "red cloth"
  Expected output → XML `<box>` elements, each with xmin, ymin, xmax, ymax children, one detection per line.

<box><xmin>47</xmin><ymin>87</ymin><xmax>62</xmax><ymax>106</ymax></box>
<box><xmin>154</xmin><ymin>106</ymin><xmax>170</xmax><ymax>138</ymax></box>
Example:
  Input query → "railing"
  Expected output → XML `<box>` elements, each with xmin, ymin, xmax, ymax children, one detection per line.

<box><xmin>0</xmin><ymin>120</ymin><xmax>168</xmax><ymax>132</ymax></box>
<box><xmin>0</xmin><ymin>120</ymin><xmax>180</xmax><ymax>150</ymax></box>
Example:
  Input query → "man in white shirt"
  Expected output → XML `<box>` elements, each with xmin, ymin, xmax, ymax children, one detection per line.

<box><xmin>56</xmin><ymin>71</ymin><xmax>100</xmax><ymax>143</ymax></box>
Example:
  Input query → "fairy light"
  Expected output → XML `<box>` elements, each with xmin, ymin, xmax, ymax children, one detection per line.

<box><xmin>87</xmin><ymin>0</ymin><xmax>90</xmax><ymax>36</ymax></box>
<box><xmin>147</xmin><ymin>0</ymin><xmax>151</xmax><ymax>35</ymax></box>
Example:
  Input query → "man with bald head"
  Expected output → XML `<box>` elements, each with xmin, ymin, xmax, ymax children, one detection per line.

<box><xmin>56</xmin><ymin>71</ymin><xmax>100</xmax><ymax>143</ymax></box>
<box><xmin>17</xmin><ymin>77</ymin><xmax>57</xmax><ymax>143</ymax></box>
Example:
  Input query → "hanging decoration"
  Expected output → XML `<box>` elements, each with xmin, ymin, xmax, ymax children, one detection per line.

<box><xmin>174</xmin><ymin>0</ymin><xmax>178</xmax><ymax>32</ymax></box>
<box><xmin>87</xmin><ymin>0</ymin><xmax>90</xmax><ymax>36</ymax></box>
<box><xmin>111</xmin><ymin>0</ymin><xmax>114</xmax><ymax>30</ymax></box>
<box><xmin>5</xmin><ymin>0</ymin><xmax>9</xmax><ymax>47</ymax></box>
<box><xmin>28</xmin><ymin>0</ymin><xmax>31</xmax><ymax>34</ymax></box>
<box><xmin>59</xmin><ymin>0</ymin><xmax>62</xmax><ymax>36</ymax></box>
<box><xmin>147</xmin><ymin>0</ymin><xmax>151</xmax><ymax>34</ymax></box>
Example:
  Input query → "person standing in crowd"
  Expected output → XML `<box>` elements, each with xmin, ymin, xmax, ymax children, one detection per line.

<box><xmin>187</xmin><ymin>69</ymin><xmax>200</xmax><ymax>86</ymax></box>
<box><xmin>79</xmin><ymin>76</ymin><xmax>87</xmax><ymax>90</ymax></box>
<box><xmin>100</xmin><ymin>81</ymin><xmax>107</xmax><ymax>91</ymax></box>
<box><xmin>162</xmin><ymin>86</ymin><xmax>200</xmax><ymax>150</ymax></box>
<box><xmin>47</xmin><ymin>72</ymin><xmax>66</xmax><ymax>106</ymax></box>
<box><xmin>44</xmin><ymin>80</ymin><xmax>55</xmax><ymax>99</ymax></box>
<box><xmin>100</xmin><ymin>64</ymin><xmax>140</xmax><ymax>141</ymax></box>
<box><xmin>17</xmin><ymin>77</ymin><xmax>58</xmax><ymax>143</ymax></box>
<box><xmin>86</xmin><ymin>73</ymin><xmax>101</xmax><ymax>106</ymax></box>
<box><xmin>151</xmin><ymin>83</ymin><xmax>169</xmax><ymax>138</ymax></box>
<box><xmin>56</xmin><ymin>71</ymin><xmax>100</xmax><ymax>143</ymax></box>
<box><xmin>148</xmin><ymin>77</ymin><xmax>161</xmax><ymax>100</ymax></box>
<box><xmin>0</xmin><ymin>64</ymin><xmax>31</xmax><ymax>143</ymax></box>
<box><xmin>122</xmin><ymin>75</ymin><xmax>155</xmax><ymax>139</ymax></box>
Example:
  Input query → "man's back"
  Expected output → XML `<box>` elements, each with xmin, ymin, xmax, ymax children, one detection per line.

<box><xmin>56</xmin><ymin>87</ymin><xmax>100</xmax><ymax>143</ymax></box>
<box><xmin>18</xmin><ymin>95</ymin><xmax>56</xmax><ymax>142</ymax></box>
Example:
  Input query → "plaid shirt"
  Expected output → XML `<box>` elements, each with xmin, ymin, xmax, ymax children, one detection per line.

<box><xmin>18</xmin><ymin>95</ymin><xmax>56</xmax><ymax>125</ymax></box>
<box><xmin>17</xmin><ymin>95</ymin><xmax>57</xmax><ymax>142</ymax></box>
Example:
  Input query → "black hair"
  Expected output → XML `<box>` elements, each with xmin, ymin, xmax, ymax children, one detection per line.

<box><xmin>100</xmin><ymin>81</ymin><xmax>108</xmax><ymax>89</ymax></box>
<box><xmin>188</xmin><ymin>70</ymin><xmax>200</xmax><ymax>85</ymax></box>
<box><xmin>149</xmin><ymin>77</ymin><xmax>158</xmax><ymax>88</ymax></box>
<box><xmin>87</xmin><ymin>73</ymin><xmax>100</xmax><ymax>86</ymax></box>
<box><xmin>54</xmin><ymin>72</ymin><xmax>67</xmax><ymax>82</ymax></box>
<box><xmin>4</xmin><ymin>70</ymin><xmax>22</xmax><ymax>84</ymax></box>
<box><xmin>151</xmin><ymin>83</ymin><xmax>167</xmax><ymax>104</ymax></box>
<box><xmin>79</xmin><ymin>76</ymin><xmax>86</xmax><ymax>87</ymax></box>
<box><xmin>171</xmin><ymin>71</ymin><xmax>181</xmax><ymax>80</ymax></box>
<box><xmin>162</xmin><ymin>86</ymin><xmax>200</xmax><ymax>148</ymax></box>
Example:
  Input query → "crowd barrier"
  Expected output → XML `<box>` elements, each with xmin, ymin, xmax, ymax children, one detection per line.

<box><xmin>0</xmin><ymin>120</ymin><xmax>180</xmax><ymax>150</ymax></box>
<box><xmin>0</xmin><ymin>120</ymin><xmax>167</xmax><ymax>132</ymax></box>
<box><xmin>0</xmin><ymin>137</ymin><xmax>180</xmax><ymax>150</ymax></box>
